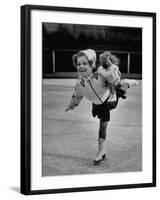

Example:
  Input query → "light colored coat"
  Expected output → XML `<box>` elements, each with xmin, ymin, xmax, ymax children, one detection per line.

<box><xmin>67</xmin><ymin>66</ymin><xmax>120</xmax><ymax>110</ymax></box>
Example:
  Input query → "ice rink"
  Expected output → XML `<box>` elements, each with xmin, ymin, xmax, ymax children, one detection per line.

<box><xmin>42</xmin><ymin>79</ymin><xmax>142</xmax><ymax>176</ymax></box>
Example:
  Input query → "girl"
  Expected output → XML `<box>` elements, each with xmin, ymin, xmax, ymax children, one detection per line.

<box><xmin>65</xmin><ymin>49</ymin><xmax>138</xmax><ymax>165</ymax></box>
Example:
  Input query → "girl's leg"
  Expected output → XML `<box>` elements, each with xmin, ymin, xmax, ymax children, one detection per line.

<box><xmin>116</xmin><ymin>79</ymin><xmax>138</xmax><ymax>100</ymax></box>
<box><xmin>94</xmin><ymin>119</ymin><xmax>108</xmax><ymax>165</ymax></box>
<box><xmin>99</xmin><ymin>118</ymin><xmax>108</xmax><ymax>139</ymax></box>
<box><xmin>120</xmin><ymin>79</ymin><xmax>139</xmax><ymax>91</ymax></box>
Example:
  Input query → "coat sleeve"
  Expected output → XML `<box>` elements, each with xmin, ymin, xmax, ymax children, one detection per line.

<box><xmin>66</xmin><ymin>82</ymin><xmax>83</xmax><ymax>110</ymax></box>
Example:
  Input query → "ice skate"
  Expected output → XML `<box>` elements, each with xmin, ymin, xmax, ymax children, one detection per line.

<box><xmin>94</xmin><ymin>138</ymin><xmax>106</xmax><ymax>165</ymax></box>
<box><xmin>116</xmin><ymin>87</ymin><xmax>127</xmax><ymax>99</ymax></box>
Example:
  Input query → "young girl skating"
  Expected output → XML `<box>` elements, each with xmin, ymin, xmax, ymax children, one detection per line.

<box><xmin>65</xmin><ymin>49</ymin><xmax>138</xmax><ymax>165</ymax></box>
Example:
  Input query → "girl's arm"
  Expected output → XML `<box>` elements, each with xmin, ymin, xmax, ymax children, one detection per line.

<box><xmin>65</xmin><ymin>82</ymin><xmax>83</xmax><ymax>111</ymax></box>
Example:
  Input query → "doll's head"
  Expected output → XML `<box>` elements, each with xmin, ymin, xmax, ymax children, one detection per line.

<box><xmin>99</xmin><ymin>51</ymin><xmax>120</xmax><ymax>69</ymax></box>
<box><xmin>72</xmin><ymin>49</ymin><xmax>96</xmax><ymax>77</ymax></box>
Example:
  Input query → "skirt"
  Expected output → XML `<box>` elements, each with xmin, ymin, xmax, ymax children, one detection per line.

<box><xmin>92</xmin><ymin>93</ymin><xmax>120</xmax><ymax>122</ymax></box>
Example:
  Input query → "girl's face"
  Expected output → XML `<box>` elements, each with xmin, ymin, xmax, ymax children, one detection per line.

<box><xmin>77</xmin><ymin>55</ymin><xmax>92</xmax><ymax>77</ymax></box>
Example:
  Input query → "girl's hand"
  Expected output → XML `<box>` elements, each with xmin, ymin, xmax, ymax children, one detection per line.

<box><xmin>65</xmin><ymin>103</ymin><xmax>76</xmax><ymax>112</ymax></box>
<box><xmin>65</xmin><ymin>107</ymin><xmax>71</xmax><ymax>112</ymax></box>
<box><xmin>65</xmin><ymin>105</ymin><xmax>74</xmax><ymax>112</ymax></box>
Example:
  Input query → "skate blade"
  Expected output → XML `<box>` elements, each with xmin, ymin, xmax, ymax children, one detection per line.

<box><xmin>94</xmin><ymin>154</ymin><xmax>106</xmax><ymax>165</ymax></box>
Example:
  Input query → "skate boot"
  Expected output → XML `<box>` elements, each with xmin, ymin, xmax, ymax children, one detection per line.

<box><xmin>94</xmin><ymin>138</ymin><xmax>106</xmax><ymax>165</ymax></box>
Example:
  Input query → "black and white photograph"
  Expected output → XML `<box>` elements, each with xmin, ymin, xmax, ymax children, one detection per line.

<box><xmin>20</xmin><ymin>5</ymin><xmax>156</xmax><ymax>195</ymax></box>
<box><xmin>42</xmin><ymin>23</ymin><xmax>142</xmax><ymax>176</ymax></box>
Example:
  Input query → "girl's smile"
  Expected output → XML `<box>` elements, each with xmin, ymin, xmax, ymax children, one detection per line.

<box><xmin>79</xmin><ymin>68</ymin><xmax>86</xmax><ymax>72</ymax></box>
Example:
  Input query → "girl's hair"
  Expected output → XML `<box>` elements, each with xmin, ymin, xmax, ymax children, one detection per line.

<box><xmin>99</xmin><ymin>51</ymin><xmax>120</xmax><ymax>69</ymax></box>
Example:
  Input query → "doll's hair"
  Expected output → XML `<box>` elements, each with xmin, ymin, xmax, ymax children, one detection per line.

<box><xmin>72</xmin><ymin>49</ymin><xmax>96</xmax><ymax>69</ymax></box>
<box><xmin>99</xmin><ymin>51</ymin><xmax>120</xmax><ymax>69</ymax></box>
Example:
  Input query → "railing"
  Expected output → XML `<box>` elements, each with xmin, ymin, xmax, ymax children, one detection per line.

<box><xmin>43</xmin><ymin>49</ymin><xmax>142</xmax><ymax>79</ymax></box>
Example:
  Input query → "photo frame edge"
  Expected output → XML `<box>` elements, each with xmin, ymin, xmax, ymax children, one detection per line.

<box><xmin>20</xmin><ymin>4</ymin><xmax>156</xmax><ymax>195</ymax></box>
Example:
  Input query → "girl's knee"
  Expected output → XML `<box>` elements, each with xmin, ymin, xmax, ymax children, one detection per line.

<box><xmin>100</xmin><ymin>119</ymin><xmax>108</xmax><ymax>127</ymax></box>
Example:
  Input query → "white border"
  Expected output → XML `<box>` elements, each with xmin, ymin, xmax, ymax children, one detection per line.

<box><xmin>31</xmin><ymin>9</ymin><xmax>153</xmax><ymax>190</ymax></box>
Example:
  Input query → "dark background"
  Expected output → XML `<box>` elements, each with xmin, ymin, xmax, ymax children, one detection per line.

<box><xmin>42</xmin><ymin>23</ymin><xmax>142</xmax><ymax>78</ymax></box>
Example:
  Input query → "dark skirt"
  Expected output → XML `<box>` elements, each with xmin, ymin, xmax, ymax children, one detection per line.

<box><xmin>92</xmin><ymin>93</ymin><xmax>120</xmax><ymax>122</ymax></box>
